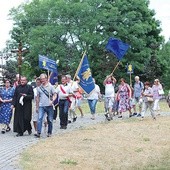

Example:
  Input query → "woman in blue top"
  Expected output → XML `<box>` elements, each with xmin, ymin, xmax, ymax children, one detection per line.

<box><xmin>0</xmin><ymin>80</ymin><xmax>15</xmax><ymax>134</ymax></box>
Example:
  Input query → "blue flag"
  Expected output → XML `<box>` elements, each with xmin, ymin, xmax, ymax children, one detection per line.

<box><xmin>39</xmin><ymin>55</ymin><xmax>57</xmax><ymax>73</ymax></box>
<box><xmin>106</xmin><ymin>37</ymin><xmax>130</xmax><ymax>60</ymax></box>
<box><xmin>77</xmin><ymin>55</ymin><xmax>95</xmax><ymax>94</ymax></box>
<box><xmin>49</xmin><ymin>72</ymin><xmax>58</xmax><ymax>85</ymax></box>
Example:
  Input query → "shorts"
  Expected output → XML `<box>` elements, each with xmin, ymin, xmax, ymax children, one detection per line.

<box><xmin>133</xmin><ymin>97</ymin><xmax>143</xmax><ymax>108</ymax></box>
<box><xmin>32</xmin><ymin>105</ymin><xmax>38</xmax><ymax>122</ymax></box>
<box><xmin>105</xmin><ymin>97</ymin><xmax>115</xmax><ymax>110</ymax></box>
<box><xmin>76</xmin><ymin>98</ymin><xmax>82</xmax><ymax>107</ymax></box>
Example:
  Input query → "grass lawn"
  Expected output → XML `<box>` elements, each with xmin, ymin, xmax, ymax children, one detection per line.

<box><xmin>78</xmin><ymin>99</ymin><xmax>170</xmax><ymax>115</ymax></box>
<box><xmin>20</xmin><ymin>100</ymin><xmax>170</xmax><ymax>170</ymax></box>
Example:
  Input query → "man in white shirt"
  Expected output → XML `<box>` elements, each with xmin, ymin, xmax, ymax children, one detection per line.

<box><xmin>55</xmin><ymin>75</ymin><xmax>73</xmax><ymax>129</ymax></box>
<box><xmin>132</xmin><ymin>76</ymin><xmax>144</xmax><ymax>117</ymax></box>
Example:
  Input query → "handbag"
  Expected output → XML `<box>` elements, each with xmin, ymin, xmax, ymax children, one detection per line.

<box><xmin>146</xmin><ymin>97</ymin><xmax>154</xmax><ymax>102</ymax></box>
<box><xmin>158</xmin><ymin>89</ymin><xmax>164</xmax><ymax>95</ymax></box>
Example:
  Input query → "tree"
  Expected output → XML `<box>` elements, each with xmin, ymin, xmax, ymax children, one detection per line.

<box><xmin>157</xmin><ymin>41</ymin><xmax>170</xmax><ymax>90</ymax></box>
<box><xmin>7</xmin><ymin>0</ymin><xmax>163</xmax><ymax>91</ymax></box>
<box><xmin>4</xmin><ymin>60</ymin><xmax>18</xmax><ymax>83</ymax></box>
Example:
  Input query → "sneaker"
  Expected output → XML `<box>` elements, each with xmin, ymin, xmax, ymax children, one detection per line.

<box><xmin>153</xmin><ymin>117</ymin><xmax>156</xmax><ymax>121</ymax></box>
<box><xmin>104</xmin><ymin>113</ymin><xmax>109</xmax><ymax>118</ymax></box>
<box><xmin>107</xmin><ymin>117</ymin><xmax>111</xmax><ymax>121</ymax></box>
<box><xmin>34</xmin><ymin>133</ymin><xmax>40</xmax><ymax>138</ymax></box>
<box><xmin>73</xmin><ymin>117</ymin><xmax>77</xmax><ymax>122</ymax></box>
<box><xmin>68</xmin><ymin>120</ymin><xmax>72</xmax><ymax>124</ymax></box>
<box><xmin>129</xmin><ymin>114</ymin><xmax>133</xmax><ymax>118</ymax></box>
<box><xmin>118</xmin><ymin>115</ymin><xmax>122</xmax><ymax>118</ymax></box>
<box><xmin>133</xmin><ymin>113</ymin><xmax>137</xmax><ymax>116</ymax></box>
<box><xmin>1</xmin><ymin>128</ymin><xmax>6</xmax><ymax>134</ymax></box>
<box><xmin>47</xmin><ymin>133</ymin><xmax>51</xmax><ymax>137</ymax></box>
<box><xmin>16</xmin><ymin>133</ymin><xmax>23</xmax><ymax>137</ymax></box>
<box><xmin>137</xmin><ymin>113</ymin><xmax>141</xmax><ymax>117</ymax></box>
<box><xmin>6</xmin><ymin>126</ymin><xmax>11</xmax><ymax>132</ymax></box>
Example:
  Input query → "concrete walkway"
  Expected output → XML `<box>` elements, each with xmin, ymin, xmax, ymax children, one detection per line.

<box><xmin>0</xmin><ymin>112</ymin><xmax>169</xmax><ymax>170</ymax></box>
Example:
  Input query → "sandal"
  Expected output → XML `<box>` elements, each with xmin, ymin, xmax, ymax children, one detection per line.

<box><xmin>6</xmin><ymin>126</ymin><xmax>11</xmax><ymax>132</ymax></box>
<box><xmin>1</xmin><ymin>128</ymin><xmax>6</xmax><ymax>134</ymax></box>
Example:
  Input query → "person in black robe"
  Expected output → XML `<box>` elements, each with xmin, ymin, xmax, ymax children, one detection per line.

<box><xmin>11</xmin><ymin>76</ymin><xmax>34</xmax><ymax>136</ymax></box>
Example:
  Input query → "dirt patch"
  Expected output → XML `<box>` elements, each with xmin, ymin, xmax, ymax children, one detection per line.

<box><xmin>21</xmin><ymin>116</ymin><xmax>170</xmax><ymax>170</ymax></box>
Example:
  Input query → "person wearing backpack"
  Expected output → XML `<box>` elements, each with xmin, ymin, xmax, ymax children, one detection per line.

<box><xmin>132</xmin><ymin>76</ymin><xmax>144</xmax><ymax>117</ymax></box>
<box><xmin>35</xmin><ymin>74</ymin><xmax>57</xmax><ymax>138</ymax></box>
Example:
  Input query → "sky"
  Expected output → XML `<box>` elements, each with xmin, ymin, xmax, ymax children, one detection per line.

<box><xmin>0</xmin><ymin>0</ymin><xmax>170</xmax><ymax>52</ymax></box>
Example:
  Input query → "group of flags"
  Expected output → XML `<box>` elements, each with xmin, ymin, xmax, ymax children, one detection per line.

<box><xmin>39</xmin><ymin>37</ymin><xmax>130</xmax><ymax>94</ymax></box>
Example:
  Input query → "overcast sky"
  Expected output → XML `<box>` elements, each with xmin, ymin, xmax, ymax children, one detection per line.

<box><xmin>0</xmin><ymin>0</ymin><xmax>170</xmax><ymax>51</ymax></box>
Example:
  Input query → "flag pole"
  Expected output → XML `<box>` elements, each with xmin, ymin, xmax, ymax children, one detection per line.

<box><xmin>110</xmin><ymin>61</ymin><xmax>121</xmax><ymax>76</ymax></box>
<box><xmin>130</xmin><ymin>72</ymin><xmax>132</xmax><ymax>86</ymax></box>
<box><xmin>73</xmin><ymin>50</ymin><xmax>86</xmax><ymax>81</ymax></box>
<box><xmin>47</xmin><ymin>69</ymin><xmax>51</xmax><ymax>101</ymax></box>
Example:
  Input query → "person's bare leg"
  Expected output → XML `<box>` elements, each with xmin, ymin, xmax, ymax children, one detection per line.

<box><xmin>33</xmin><ymin>121</ymin><xmax>37</xmax><ymax>132</ymax></box>
<box><xmin>78</xmin><ymin>106</ymin><xmax>84</xmax><ymax>117</ymax></box>
<box><xmin>129</xmin><ymin>109</ymin><xmax>133</xmax><ymax>117</ymax></box>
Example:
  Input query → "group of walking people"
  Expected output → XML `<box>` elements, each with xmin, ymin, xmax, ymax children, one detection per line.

<box><xmin>103</xmin><ymin>75</ymin><xmax>164</xmax><ymax>121</ymax></box>
<box><xmin>0</xmin><ymin>72</ymin><xmax>165</xmax><ymax>137</ymax></box>
<box><xmin>0</xmin><ymin>73</ymin><xmax>85</xmax><ymax>137</ymax></box>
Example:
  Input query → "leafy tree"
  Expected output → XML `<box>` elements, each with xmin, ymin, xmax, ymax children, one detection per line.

<box><xmin>157</xmin><ymin>41</ymin><xmax>170</xmax><ymax>90</ymax></box>
<box><xmin>3</xmin><ymin>60</ymin><xmax>18</xmax><ymax>83</ymax></box>
<box><xmin>7</xmin><ymin>0</ymin><xmax>163</xmax><ymax>92</ymax></box>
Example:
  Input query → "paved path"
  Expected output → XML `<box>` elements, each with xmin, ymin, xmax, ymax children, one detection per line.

<box><xmin>0</xmin><ymin>112</ymin><xmax>169</xmax><ymax>170</ymax></box>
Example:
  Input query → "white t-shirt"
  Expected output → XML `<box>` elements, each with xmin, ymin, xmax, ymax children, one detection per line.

<box><xmin>68</xmin><ymin>81</ymin><xmax>79</xmax><ymax>94</ymax></box>
<box><xmin>87</xmin><ymin>84</ymin><xmax>100</xmax><ymax>100</ymax></box>
<box><xmin>105</xmin><ymin>83</ymin><xmax>115</xmax><ymax>97</ymax></box>
<box><xmin>55</xmin><ymin>84</ymin><xmax>73</xmax><ymax>100</ymax></box>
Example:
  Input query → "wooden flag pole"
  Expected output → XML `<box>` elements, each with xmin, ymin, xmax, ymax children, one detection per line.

<box><xmin>130</xmin><ymin>72</ymin><xmax>132</xmax><ymax>87</ymax></box>
<box><xmin>110</xmin><ymin>60</ymin><xmax>121</xmax><ymax>76</ymax></box>
<box><xmin>47</xmin><ymin>69</ymin><xmax>51</xmax><ymax>101</ymax></box>
<box><xmin>73</xmin><ymin>50</ymin><xmax>86</xmax><ymax>81</ymax></box>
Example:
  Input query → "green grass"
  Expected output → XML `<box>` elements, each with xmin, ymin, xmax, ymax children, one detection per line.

<box><xmin>143</xmin><ymin>152</ymin><xmax>170</xmax><ymax>170</ymax></box>
<box><xmin>143</xmin><ymin>137</ymin><xmax>150</xmax><ymax>142</ymax></box>
<box><xmin>135</xmin><ymin>148</ymin><xmax>143</xmax><ymax>153</ymax></box>
<box><xmin>78</xmin><ymin>100</ymin><xmax>104</xmax><ymax>115</ymax></box>
<box><xmin>60</xmin><ymin>159</ymin><xmax>78</xmax><ymax>166</ymax></box>
<box><xmin>77</xmin><ymin>99</ymin><xmax>170</xmax><ymax>115</ymax></box>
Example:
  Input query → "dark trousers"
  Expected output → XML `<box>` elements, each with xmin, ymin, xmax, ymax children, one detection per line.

<box><xmin>53</xmin><ymin>105</ymin><xmax>59</xmax><ymax>120</ymax></box>
<box><xmin>59</xmin><ymin>100</ymin><xmax>69</xmax><ymax>127</ymax></box>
